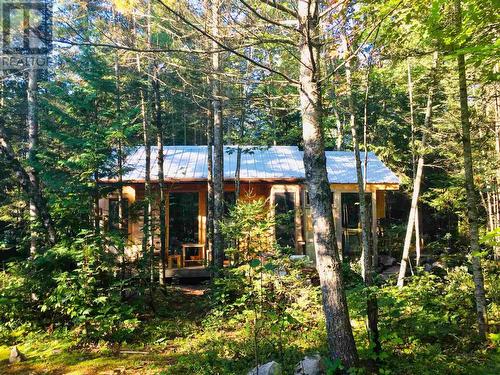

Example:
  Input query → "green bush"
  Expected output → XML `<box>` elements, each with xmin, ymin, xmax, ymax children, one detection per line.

<box><xmin>0</xmin><ymin>231</ymin><xmax>139</xmax><ymax>345</ymax></box>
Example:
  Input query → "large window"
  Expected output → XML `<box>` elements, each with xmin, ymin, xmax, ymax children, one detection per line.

<box><xmin>274</xmin><ymin>191</ymin><xmax>296</xmax><ymax>249</ymax></box>
<box><xmin>168</xmin><ymin>192</ymin><xmax>199</xmax><ymax>252</ymax></box>
<box><xmin>341</xmin><ymin>193</ymin><xmax>372</xmax><ymax>257</ymax></box>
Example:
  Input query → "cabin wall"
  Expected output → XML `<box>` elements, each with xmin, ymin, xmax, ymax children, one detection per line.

<box><xmin>100</xmin><ymin>182</ymin><xmax>391</xmax><ymax>262</ymax></box>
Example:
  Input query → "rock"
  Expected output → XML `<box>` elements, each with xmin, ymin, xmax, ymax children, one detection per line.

<box><xmin>294</xmin><ymin>354</ymin><xmax>323</xmax><ymax>375</ymax></box>
<box><xmin>379</xmin><ymin>255</ymin><xmax>396</xmax><ymax>267</ymax></box>
<box><xmin>248</xmin><ymin>361</ymin><xmax>282</xmax><ymax>375</ymax></box>
<box><xmin>113</xmin><ymin>368</ymin><xmax>126</xmax><ymax>374</ymax></box>
<box><xmin>9</xmin><ymin>346</ymin><xmax>25</xmax><ymax>363</ymax></box>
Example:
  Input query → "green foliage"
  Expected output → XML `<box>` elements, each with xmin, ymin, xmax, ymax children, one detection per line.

<box><xmin>0</xmin><ymin>231</ymin><xmax>139</xmax><ymax>344</ymax></box>
<box><xmin>348</xmin><ymin>262</ymin><xmax>499</xmax><ymax>374</ymax></box>
<box><xmin>210</xmin><ymin>199</ymin><xmax>323</xmax><ymax>371</ymax></box>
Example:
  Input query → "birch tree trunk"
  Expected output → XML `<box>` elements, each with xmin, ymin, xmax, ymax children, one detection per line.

<box><xmin>298</xmin><ymin>0</ymin><xmax>358</xmax><ymax>367</ymax></box>
<box><xmin>398</xmin><ymin>52</ymin><xmax>439</xmax><ymax>287</ymax></box>
<box><xmin>27</xmin><ymin>68</ymin><xmax>39</xmax><ymax>254</ymax></box>
<box><xmin>455</xmin><ymin>0</ymin><xmax>488</xmax><ymax>340</ymax></box>
<box><xmin>407</xmin><ymin>58</ymin><xmax>422</xmax><ymax>265</ymax></box>
<box><xmin>211</xmin><ymin>0</ymin><xmax>224</xmax><ymax>269</ymax></box>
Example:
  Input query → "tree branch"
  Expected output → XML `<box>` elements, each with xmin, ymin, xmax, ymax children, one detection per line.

<box><xmin>239</xmin><ymin>0</ymin><xmax>300</xmax><ymax>33</ymax></box>
<box><xmin>154</xmin><ymin>0</ymin><xmax>299</xmax><ymax>85</ymax></box>
<box><xmin>256</xmin><ymin>0</ymin><xmax>297</xmax><ymax>17</ymax></box>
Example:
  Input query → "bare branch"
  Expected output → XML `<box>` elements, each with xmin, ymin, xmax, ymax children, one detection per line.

<box><xmin>321</xmin><ymin>0</ymin><xmax>403</xmax><ymax>83</ymax></box>
<box><xmin>239</xmin><ymin>0</ymin><xmax>300</xmax><ymax>33</ymax></box>
<box><xmin>154</xmin><ymin>0</ymin><xmax>299</xmax><ymax>85</ymax></box>
<box><xmin>256</xmin><ymin>0</ymin><xmax>297</xmax><ymax>17</ymax></box>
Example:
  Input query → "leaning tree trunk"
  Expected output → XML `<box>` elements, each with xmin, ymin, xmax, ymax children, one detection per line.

<box><xmin>455</xmin><ymin>0</ymin><xmax>488</xmax><ymax>340</ymax></box>
<box><xmin>211</xmin><ymin>0</ymin><xmax>224</xmax><ymax>269</ymax></box>
<box><xmin>407</xmin><ymin>58</ymin><xmax>422</xmax><ymax>266</ymax></box>
<box><xmin>298</xmin><ymin>0</ymin><xmax>358</xmax><ymax>367</ymax></box>
<box><xmin>398</xmin><ymin>52</ymin><xmax>439</xmax><ymax>288</ymax></box>
<box><xmin>343</xmin><ymin>33</ymin><xmax>380</xmax><ymax>355</ymax></box>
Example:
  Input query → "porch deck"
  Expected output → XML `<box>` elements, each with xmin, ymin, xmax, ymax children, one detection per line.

<box><xmin>165</xmin><ymin>265</ymin><xmax>210</xmax><ymax>279</ymax></box>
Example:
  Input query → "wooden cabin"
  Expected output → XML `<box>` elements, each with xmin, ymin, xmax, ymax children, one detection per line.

<box><xmin>98</xmin><ymin>146</ymin><xmax>399</xmax><ymax>277</ymax></box>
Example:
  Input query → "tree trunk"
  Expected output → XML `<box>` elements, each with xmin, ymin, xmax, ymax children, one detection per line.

<box><xmin>455</xmin><ymin>0</ymin><xmax>488</xmax><ymax>340</ymax></box>
<box><xmin>134</xmin><ymin>2</ymin><xmax>152</xmax><ymax>270</ymax></box>
<box><xmin>211</xmin><ymin>0</ymin><xmax>224</xmax><ymax>269</ymax></box>
<box><xmin>415</xmin><ymin>206</ymin><xmax>421</xmax><ymax>266</ymax></box>
<box><xmin>207</xmin><ymin>109</ymin><xmax>214</xmax><ymax>257</ymax></box>
<box><xmin>152</xmin><ymin>64</ymin><xmax>167</xmax><ymax>284</ymax></box>
<box><xmin>298</xmin><ymin>0</ymin><xmax>358</xmax><ymax>367</ymax></box>
<box><xmin>407</xmin><ymin>58</ymin><xmax>423</xmax><ymax>265</ymax></box>
<box><xmin>137</xmin><ymin>52</ymin><xmax>153</xmax><ymax>271</ymax></box>
<box><xmin>0</xmin><ymin>124</ymin><xmax>56</xmax><ymax>245</ymax></box>
<box><xmin>113</xmin><ymin>43</ymin><xmax>127</xmax><ymax>288</ymax></box>
<box><xmin>343</xmin><ymin>32</ymin><xmax>380</xmax><ymax>356</ymax></box>
<box><xmin>93</xmin><ymin>170</ymin><xmax>100</xmax><ymax>234</ymax></box>
<box><xmin>493</xmin><ymin>63</ymin><xmax>500</xmax><ymax>261</ymax></box>
<box><xmin>27</xmin><ymin>68</ymin><xmax>39</xmax><ymax>254</ymax></box>
<box><xmin>235</xmin><ymin>56</ymin><xmax>251</xmax><ymax>201</ymax></box>
<box><xmin>398</xmin><ymin>52</ymin><xmax>439</xmax><ymax>287</ymax></box>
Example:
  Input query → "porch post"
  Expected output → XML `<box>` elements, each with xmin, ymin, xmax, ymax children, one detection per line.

<box><xmin>332</xmin><ymin>190</ymin><xmax>343</xmax><ymax>257</ymax></box>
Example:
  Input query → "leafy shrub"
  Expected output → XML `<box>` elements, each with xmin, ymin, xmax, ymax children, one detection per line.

<box><xmin>0</xmin><ymin>231</ymin><xmax>139</xmax><ymax>344</ymax></box>
<box><xmin>208</xmin><ymin>199</ymin><xmax>323</xmax><ymax>370</ymax></box>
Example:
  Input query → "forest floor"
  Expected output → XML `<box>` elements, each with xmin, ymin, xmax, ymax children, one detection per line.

<box><xmin>1</xmin><ymin>278</ymin><xmax>499</xmax><ymax>375</ymax></box>
<box><xmin>0</xmin><ymin>285</ymin><xmax>212</xmax><ymax>375</ymax></box>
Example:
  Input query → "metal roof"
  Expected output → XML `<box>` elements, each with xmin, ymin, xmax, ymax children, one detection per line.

<box><xmin>112</xmin><ymin>146</ymin><xmax>399</xmax><ymax>184</ymax></box>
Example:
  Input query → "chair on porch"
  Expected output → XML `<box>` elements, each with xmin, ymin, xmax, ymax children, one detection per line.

<box><xmin>167</xmin><ymin>236</ymin><xmax>183</xmax><ymax>268</ymax></box>
<box><xmin>181</xmin><ymin>243</ymin><xmax>206</xmax><ymax>267</ymax></box>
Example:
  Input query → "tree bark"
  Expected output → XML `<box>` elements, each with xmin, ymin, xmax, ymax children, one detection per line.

<box><xmin>493</xmin><ymin>63</ymin><xmax>500</xmax><ymax>261</ymax></box>
<box><xmin>398</xmin><ymin>52</ymin><xmax>439</xmax><ymax>287</ymax></box>
<box><xmin>0</xmin><ymin>123</ymin><xmax>56</xmax><ymax>245</ymax></box>
<box><xmin>211</xmin><ymin>0</ymin><xmax>224</xmax><ymax>269</ymax></box>
<box><xmin>298</xmin><ymin>0</ymin><xmax>358</xmax><ymax>367</ymax></box>
<box><xmin>407</xmin><ymin>58</ymin><xmax>423</xmax><ymax>265</ymax></box>
<box><xmin>134</xmin><ymin>4</ymin><xmax>153</xmax><ymax>273</ymax></box>
<box><xmin>455</xmin><ymin>0</ymin><xmax>488</xmax><ymax>340</ymax></box>
<box><xmin>27</xmin><ymin>68</ymin><xmax>39</xmax><ymax>254</ymax></box>
<box><xmin>93</xmin><ymin>170</ymin><xmax>100</xmax><ymax>234</ymax></box>
<box><xmin>343</xmin><ymin>32</ymin><xmax>380</xmax><ymax>356</ymax></box>
<box><xmin>152</xmin><ymin>64</ymin><xmax>167</xmax><ymax>284</ymax></box>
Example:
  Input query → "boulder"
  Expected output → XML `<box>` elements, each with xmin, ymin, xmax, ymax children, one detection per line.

<box><xmin>378</xmin><ymin>255</ymin><xmax>396</xmax><ymax>267</ymax></box>
<box><xmin>248</xmin><ymin>361</ymin><xmax>282</xmax><ymax>375</ymax></box>
<box><xmin>9</xmin><ymin>346</ymin><xmax>25</xmax><ymax>364</ymax></box>
<box><xmin>294</xmin><ymin>354</ymin><xmax>323</xmax><ymax>375</ymax></box>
